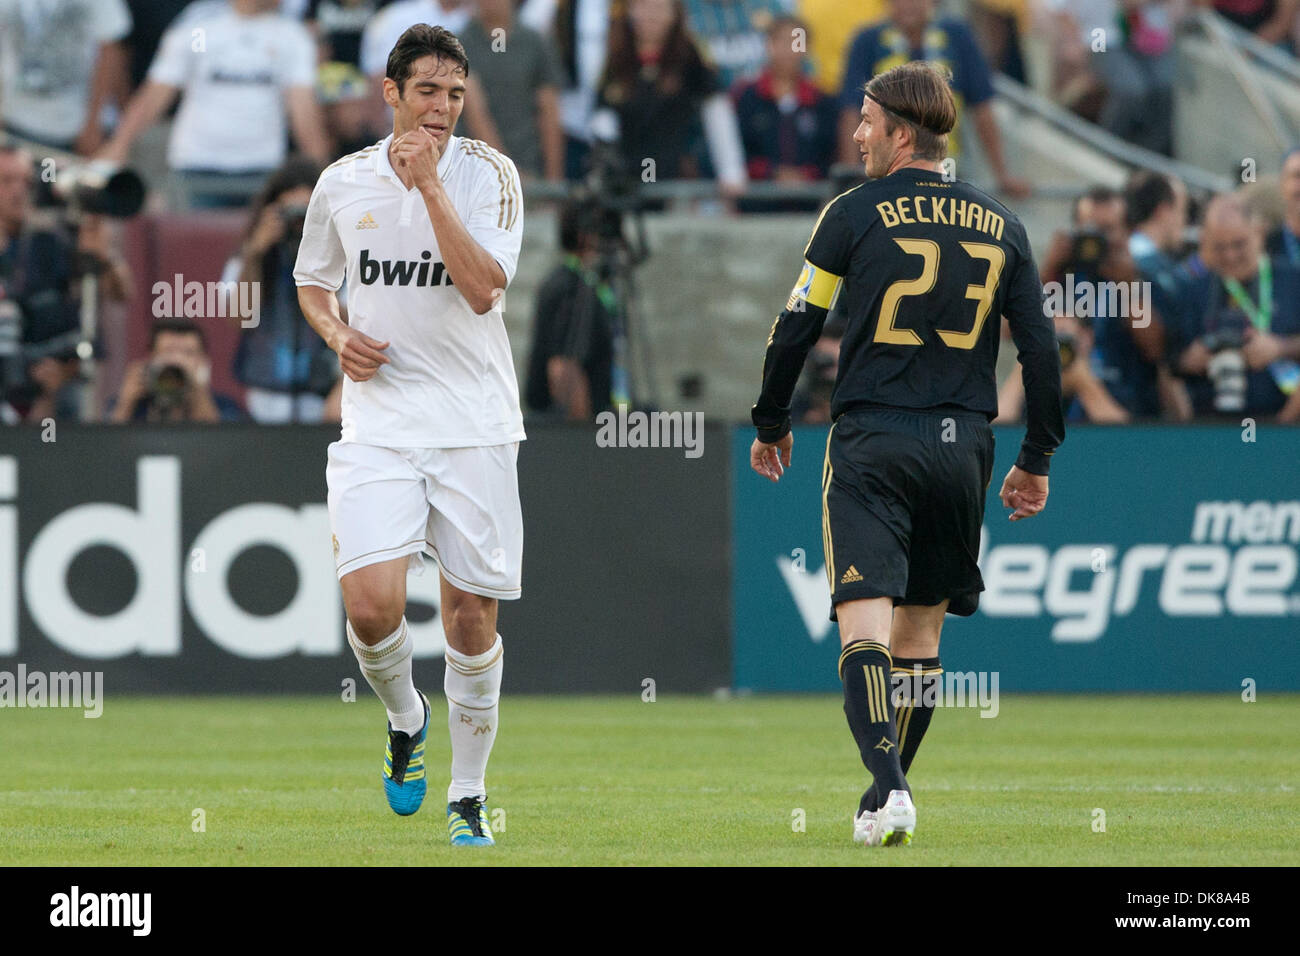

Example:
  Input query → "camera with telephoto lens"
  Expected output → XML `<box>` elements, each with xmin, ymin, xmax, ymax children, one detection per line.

<box><xmin>1063</xmin><ymin>226</ymin><xmax>1108</xmax><ymax>277</ymax></box>
<box><xmin>147</xmin><ymin>361</ymin><xmax>191</xmax><ymax>415</ymax></box>
<box><xmin>1203</xmin><ymin>313</ymin><xmax>1248</xmax><ymax>414</ymax></box>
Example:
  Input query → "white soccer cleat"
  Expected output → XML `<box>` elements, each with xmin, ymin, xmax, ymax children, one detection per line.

<box><xmin>879</xmin><ymin>790</ymin><xmax>916</xmax><ymax>846</ymax></box>
<box><xmin>853</xmin><ymin>808</ymin><xmax>881</xmax><ymax>846</ymax></box>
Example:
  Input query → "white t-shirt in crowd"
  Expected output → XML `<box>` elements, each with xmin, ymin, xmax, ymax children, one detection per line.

<box><xmin>519</xmin><ymin>0</ymin><xmax>609</xmax><ymax>141</ymax></box>
<box><xmin>148</xmin><ymin>2</ymin><xmax>316</xmax><ymax>172</ymax></box>
<box><xmin>359</xmin><ymin>0</ymin><xmax>472</xmax><ymax>77</ymax></box>
<box><xmin>0</xmin><ymin>0</ymin><xmax>132</xmax><ymax>144</ymax></box>
<box><xmin>294</xmin><ymin>133</ymin><xmax>526</xmax><ymax>448</ymax></box>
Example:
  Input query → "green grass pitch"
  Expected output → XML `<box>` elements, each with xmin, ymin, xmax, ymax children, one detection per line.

<box><xmin>1</xmin><ymin>694</ymin><xmax>1296</xmax><ymax>866</ymax></box>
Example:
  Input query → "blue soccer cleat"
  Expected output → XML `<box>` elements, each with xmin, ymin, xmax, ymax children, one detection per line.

<box><xmin>446</xmin><ymin>796</ymin><xmax>495</xmax><ymax>846</ymax></box>
<box><xmin>382</xmin><ymin>692</ymin><xmax>430</xmax><ymax>816</ymax></box>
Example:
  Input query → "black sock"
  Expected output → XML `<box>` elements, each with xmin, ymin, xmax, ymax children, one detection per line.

<box><xmin>860</xmin><ymin>655</ymin><xmax>942</xmax><ymax>814</ymax></box>
<box><xmin>894</xmin><ymin>656</ymin><xmax>942</xmax><ymax>774</ymax></box>
<box><xmin>838</xmin><ymin>640</ymin><xmax>907</xmax><ymax>817</ymax></box>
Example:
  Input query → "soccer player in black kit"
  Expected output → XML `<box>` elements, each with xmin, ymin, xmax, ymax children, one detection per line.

<box><xmin>749</xmin><ymin>61</ymin><xmax>1065</xmax><ymax>846</ymax></box>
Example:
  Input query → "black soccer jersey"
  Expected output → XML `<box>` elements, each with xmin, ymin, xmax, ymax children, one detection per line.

<box><xmin>752</xmin><ymin>166</ymin><xmax>1065</xmax><ymax>474</ymax></box>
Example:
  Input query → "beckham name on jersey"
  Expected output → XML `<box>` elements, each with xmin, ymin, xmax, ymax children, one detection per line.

<box><xmin>359</xmin><ymin>248</ymin><xmax>455</xmax><ymax>287</ymax></box>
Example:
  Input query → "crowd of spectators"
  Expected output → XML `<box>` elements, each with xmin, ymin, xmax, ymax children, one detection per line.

<box><xmin>785</xmin><ymin>159</ymin><xmax>1300</xmax><ymax>426</ymax></box>
<box><xmin>995</xmin><ymin>165</ymin><xmax>1300</xmax><ymax>424</ymax></box>
<box><xmin>2</xmin><ymin>0</ymin><xmax>1300</xmax><ymax>424</ymax></box>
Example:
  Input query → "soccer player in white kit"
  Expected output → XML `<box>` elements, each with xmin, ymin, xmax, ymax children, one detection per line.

<box><xmin>294</xmin><ymin>24</ymin><xmax>523</xmax><ymax>847</ymax></box>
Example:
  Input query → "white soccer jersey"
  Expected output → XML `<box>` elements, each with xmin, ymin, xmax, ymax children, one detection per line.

<box><xmin>294</xmin><ymin>133</ymin><xmax>526</xmax><ymax>448</ymax></box>
<box><xmin>148</xmin><ymin>3</ymin><xmax>316</xmax><ymax>172</ymax></box>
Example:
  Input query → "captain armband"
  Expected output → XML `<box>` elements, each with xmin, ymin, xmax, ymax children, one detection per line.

<box><xmin>786</xmin><ymin>260</ymin><xmax>844</xmax><ymax>313</ymax></box>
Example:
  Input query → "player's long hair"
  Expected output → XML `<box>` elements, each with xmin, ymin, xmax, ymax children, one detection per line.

<box><xmin>864</xmin><ymin>61</ymin><xmax>957</xmax><ymax>162</ymax></box>
<box><xmin>600</xmin><ymin>0</ymin><xmax>707</xmax><ymax>102</ymax></box>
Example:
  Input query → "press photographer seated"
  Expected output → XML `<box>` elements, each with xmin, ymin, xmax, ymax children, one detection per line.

<box><xmin>110</xmin><ymin>319</ymin><xmax>244</xmax><ymax>423</ymax></box>
<box><xmin>1168</xmin><ymin>194</ymin><xmax>1300</xmax><ymax>420</ymax></box>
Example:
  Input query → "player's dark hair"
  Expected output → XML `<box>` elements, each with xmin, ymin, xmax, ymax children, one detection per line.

<box><xmin>862</xmin><ymin>61</ymin><xmax>957</xmax><ymax>161</ymax></box>
<box><xmin>1071</xmin><ymin>184</ymin><xmax>1122</xmax><ymax>224</ymax></box>
<box><xmin>149</xmin><ymin>319</ymin><xmax>208</xmax><ymax>355</ymax></box>
<box><xmin>386</xmin><ymin>23</ymin><xmax>469</xmax><ymax>94</ymax></box>
<box><xmin>1124</xmin><ymin>171</ymin><xmax>1177</xmax><ymax>230</ymax></box>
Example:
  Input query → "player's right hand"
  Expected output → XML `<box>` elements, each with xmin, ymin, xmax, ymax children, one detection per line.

<box><xmin>334</xmin><ymin>327</ymin><xmax>391</xmax><ymax>382</ymax></box>
<box><xmin>999</xmin><ymin>465</ymin><xmax>1048</xmax><ymax>521</ymax></box>
<box><xmin>751</xmin><ymin>433</ymin><xmax>793</xmax><ymax>483</ymax></box>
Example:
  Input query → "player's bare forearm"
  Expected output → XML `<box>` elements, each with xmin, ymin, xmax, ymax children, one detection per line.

<box><xmin>297</xmin><ymin>284</ymin><xmax>346</xmax><ymax>350</ymax></box>
<box><xmin>299</xmin><ymin>284</ymin><xmax>391</xmax><ymax>382</ymax></box>
<box><xmin>419</xmin><ymin>182</ymin><xmax>506</xmax><ymax>314</ymax></box>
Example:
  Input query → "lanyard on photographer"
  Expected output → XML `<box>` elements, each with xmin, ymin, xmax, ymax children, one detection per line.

<box><xmin>1222</xmin><ymin>255</ymin><xmax>1272</xmax><ymax>333</ymax></box>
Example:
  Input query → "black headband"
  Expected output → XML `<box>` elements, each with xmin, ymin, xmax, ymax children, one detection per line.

<box><xmin>865</xmin><ymin>90</ymin><xmax>933</xmax><ymax>133</ymax></box>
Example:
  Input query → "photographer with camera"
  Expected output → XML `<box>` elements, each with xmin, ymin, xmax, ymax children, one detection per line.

<box><xmin>223</xmin><ymin>158</ymin><xmax>339</xmax><ymax>424</ymax></box>
<box><xmin>110</xmin><ymin>319</ymin><xmax>244</xmax><ymax>423</ymax></box>
<box><xmin>1038</xmin><ymin>184</ymin><xmax>1166</xmax><ymax>418</ymax></box>
<box><xmin>525</xmin><ymin>195</ymin><xmax>621</xmax><ymax>421</ymax></box>
<box><xmin>996</xmin><ymin>312</ymin><xmax>1131</xmax><ymax>424</ymax></box>
<box><xmin>1169</xmin><ymin>193</ymin><xmax>1300</xmax><ymax>420</ymax></box>
<box><xmin>0</xmin><ymin>144</ymin><xmax>130</xmax><ymax>423</ymax></box>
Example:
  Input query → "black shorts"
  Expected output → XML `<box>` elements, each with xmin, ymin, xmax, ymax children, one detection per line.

<box><xmin>821</xmin><ymin>406</ymin><xmax>994</xmax><ymax>620</ymax></box>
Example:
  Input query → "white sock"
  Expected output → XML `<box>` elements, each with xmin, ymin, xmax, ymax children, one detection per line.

<box><xmin>348</xmin><ymin>618</ymin><xmax>424</xmax><ymax>735</ymax></box>
<box><xmin>444</xmin><ymin>634</ymin><xmax>503</xmax><ymax>801</ymax></box>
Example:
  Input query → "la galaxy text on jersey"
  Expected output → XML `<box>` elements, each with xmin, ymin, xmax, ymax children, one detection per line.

<box><xmin>752</xmin><ymin>167</ymin><xmax>1064</xmax><ymax>474</ymax></box>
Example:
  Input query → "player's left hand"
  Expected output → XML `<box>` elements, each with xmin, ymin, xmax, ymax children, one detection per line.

<box><xmin>999</xmin><ymin>465</ymin><xmax>1048</xmax><ymax>521</ymax></box>
<box><xmin>751</xmin><ymin>433</ymin><xmax>793</xmax><ymax>483</ymax></box>
<box><xmin>391</xmin><ymin>127</ymin><xmax>442</xmax><ymax>192</ymax></box>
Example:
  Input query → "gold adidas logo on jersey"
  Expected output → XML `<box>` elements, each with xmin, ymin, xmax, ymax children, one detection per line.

<box><xmin>840</xmin><ymin>565</ymin><xmax>863</xmax><ymax>585</ymax></box>
<box><xmin>355</xmin><ymin>212</ymin><xmax>378</xmax><ymax>229</ymax></box>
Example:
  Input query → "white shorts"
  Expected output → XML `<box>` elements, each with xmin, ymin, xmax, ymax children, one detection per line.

<box><xmin>326</xmin><ymin>440</ymin><xmax>523</xmax><ymax>600</ymax></box>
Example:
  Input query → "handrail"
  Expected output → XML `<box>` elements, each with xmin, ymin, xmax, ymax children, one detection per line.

<box><xmin>991</xmin><ymin>74</ymin><xmax>1235</xmax><ymax>195</ymax></box>
<box><xmin>1192</xmin><ymin>8</ymin><xmax>1294</xmax><ymax>150</ymax></box>
<box><xmin>1203</xmin><ymin>8</ymin><xmax>1300</xmax><ymax>87</ymax></box>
